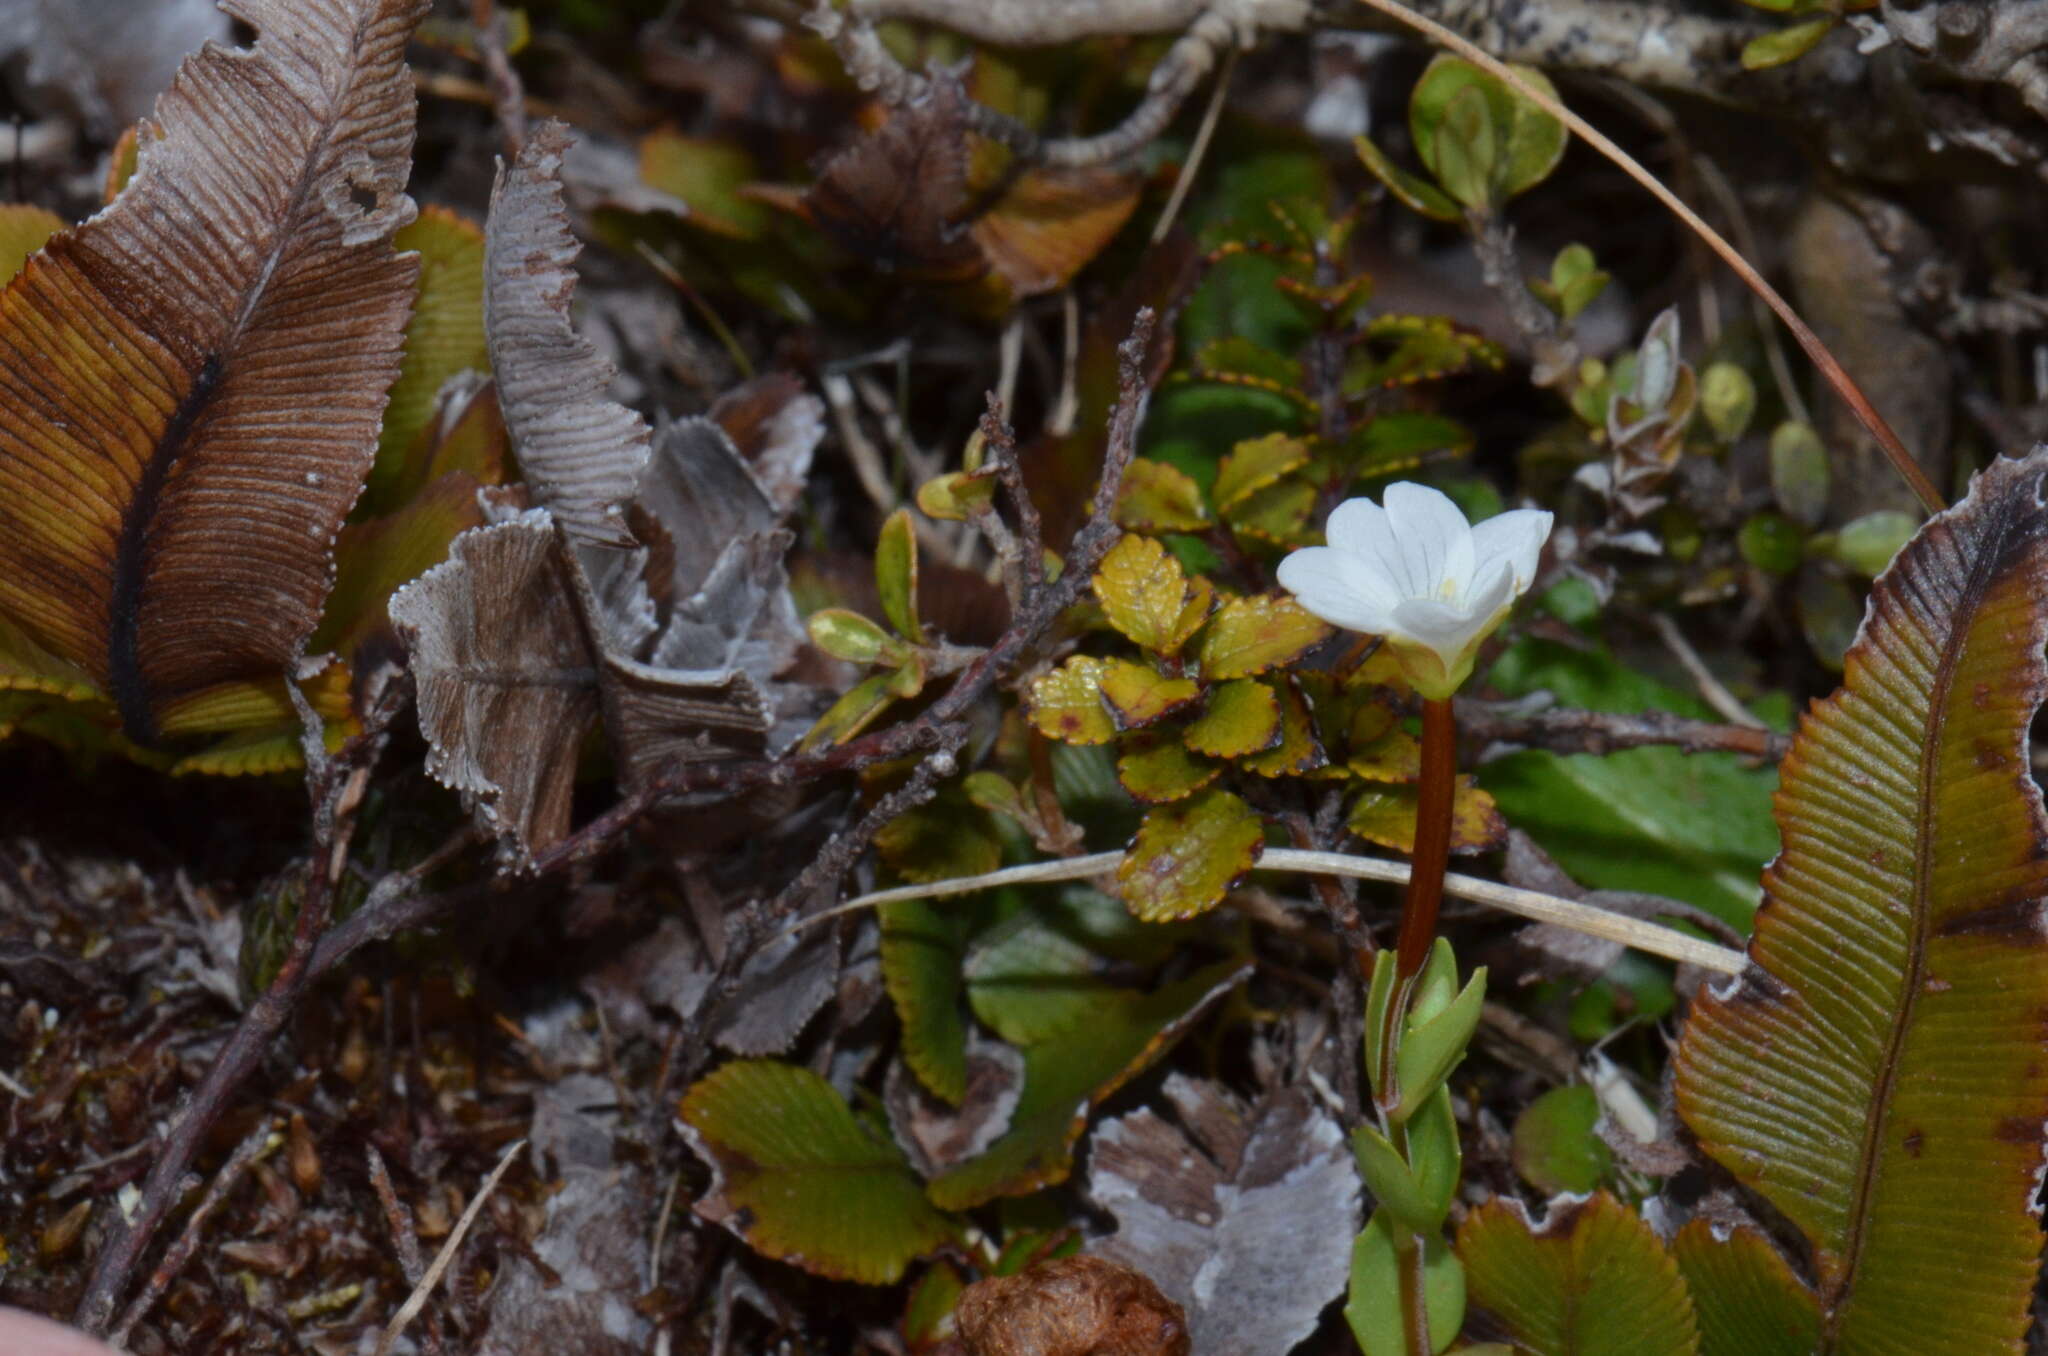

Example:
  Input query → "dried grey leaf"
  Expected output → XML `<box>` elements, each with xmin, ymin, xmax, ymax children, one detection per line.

<box><xmin>479</xmin><ymin>1165</ymin><xmax>654</xmax><ymax>1356</ymax></box>
<box><xmin>711</xmin><ymin>925</ymin><xmax>839</xmax><ymax>1056</ymax></box>
<box><xmin>485</xmin><ymin>119</ymin><xmax>651</xmax><ymax>548</ymax></box>
<box><xmin>388</xmin><ymin>513</ymin><xmax>599</xmax><ymax>867</ymax></box>
<box><xmin>1089</xmin><ymin>1074</ymin><xmax>1359</xmax><ymax>1354</ymax></box>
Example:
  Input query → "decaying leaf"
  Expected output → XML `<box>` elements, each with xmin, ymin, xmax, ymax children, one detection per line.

<box><xmin>956</xmin><ymin>1255</ymin><xmax>1191</xmax><ymax>1356</ymax></box>
<box><xmin>1673</xmin><ymin>448</ymin><xmax>2048</xmax><ymax>1351</ymax></box>
<box><xmin>485</xmin><ymin>119</ymin><xmax>651</xmax><ymax>548</ymax></box>
<box><xmin>480</xmin><ymin>1166</ymin><xmax>656</xmax><ymax>1356</ymax></box>
<box><xmin>0</xmin><ymin>0</ymin><xmax>428</xmax><ymax>744</ymax></box>
<box><xmin>1089</xmin><ymin>1074</ymin><xmax>1359</xmax><ymax>1354</ymax></box>
<box><xmin>389</xmin><ymin>513</ymin><xmax>598</xmax><ymax>865</ymax></box>
<box><xmin>804</xmin><ymin>74</ymin><xmax>984</xmax><ymax>283</ymax></box>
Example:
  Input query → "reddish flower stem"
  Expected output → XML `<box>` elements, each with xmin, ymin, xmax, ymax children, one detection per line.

<box><xmin>1373</xmin><ymin>695</ymin><xmax>1458</xmax><ymax>1115</ymax></box>
<box><xmin>1396</xmin><ymin>696</ymin><xmax>1458</xmax><ymax>982</ymax></box>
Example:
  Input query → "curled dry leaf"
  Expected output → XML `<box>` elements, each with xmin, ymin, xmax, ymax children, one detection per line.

<box><xmin>804</xmin><ymin>73</ymin><xmax>984</xmax><ymax>283</ymax></box>
<box><xmin>0</xmin><ymin>0</ymin><xmax>428</xmax><ymax>744</ymax></box>
<box><xmin>388</xmin><ymin>512</ymin><xmax>598</xmax><ymax>866</ymax></box>
<box><xmin>955</xmin><ymin>1254</ymin><xmax>1191</xmax><ymax>1356</ymax></box>
<box><xmin>485</xmin><ymin>118</ymin><xmax>651</xmax><ymax>548</ymax></box>
<box><xmin>1089</xmin><ymin>1074</ymin><xmax>1360</xmax><ymax>1354</ymax></box>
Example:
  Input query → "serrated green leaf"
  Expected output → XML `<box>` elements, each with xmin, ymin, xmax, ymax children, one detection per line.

<box><xmin>1093</xmin><ymin>533</ymin><xmax>1211</xmax><ymax>655</ymax></box>
<box><xmin>1343</xmin><ymin>412</ymin><xmax>1471</xmax><ymax>478</ymax></box>
<box><xmin>1457</xmin><ymin>1193</ymin><xmax>1698</xmax><ymax>1355</ymax></box>
<box><xmin>1098</xmin><ymin>657</ymin><xmax>1202</xmax><ymax>729</ymax></box>
<box><xmin>681</xmin><ymin>1060</ymin><xmax>957</xmax><ymax>1284</ymax></box>
<box><xmin>1025</xmin><ymin>656</ymin><xmax>1118</xmax><ymax>745</ymax></box>
<box><xmin>1671</xmin><ymin>1219</ymin><xmax>1821</xmax><ymax>1356</ymax></box>
<box><xmin>1224</xmin><ymin>475</ymin><xmax>1318</xmax><ymax>546</ymax></box>
<box><xmin>965</xmin><ymin>887</ymin><xmax>1194</xmax><ymax>1047</ymax></box>
<box><xmin>876</xmin><ymin>507</ymin><xmax>924</xmax><ymax>643</ymax></box>
<box><xmin>881</xmin><ymin>896</ymin><xmax>986</xmax><ymax>1105</ymax></box>
<box><xmin>1193</xmin><ymin>335</ymin><xmax>1304</xmax><ymax>389</ymax></box>
<box><xmin>875</xmin><ymin>793</ymin><xmax>1001</xmax><ymax>884</ymax></box>
<box><xmin>928</xmin><ymin>960</ymin><xmax>1248</xmax><ymax>1209</ymax></box>
<box><xmin>1213</xmin><ymin>433</ymin><xmax>1312</xmax><ymax>512</ymax></box>
<box><xmin>1117</xmin><ymin>788</ymin><xmax>1265</xmax><ymax>920</ymax></box>
<box><xmin>1674</xmin><ymin>451</ymin><xmax>2048</xmax><ymax>1351</ymax></box>
<box><xmin>1116</xmin><ymin>733</ymin><xmax>1221</xmax><ymax>803</ymax></box>
<box><xmin>1115</xmin><ymin>458</ymin><xmax>1212</xmax><ymax>533</ymax></box>
<box><xmin>1197</xmin><ymin>593</ymin><xmax>1331</xmax><ymax>679</ymax></box>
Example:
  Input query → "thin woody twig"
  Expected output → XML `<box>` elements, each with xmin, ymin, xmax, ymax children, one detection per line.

<box><xmin>808</xmin><ymin>2</ymin><xmax>1299</xmax><ymax>166</ymax></box>
<box><xmin>1455</xmin><ymin>697</ymin><xmax>1790</xmax><ymax>760</ymax></box>
<box><xmin>471</xmin><ymin>0</ymin><xmax>528</xmax><ymax>158</ymax></box>
<box><xmin>76</xmin><ymin>669</ymin><xmax>409</xmax><ymax>1334</ymax></box>
<box><xmin>108</xmin><ymin>1118</ymin><xmax>279</xmax><ymax>1347</ymax></box>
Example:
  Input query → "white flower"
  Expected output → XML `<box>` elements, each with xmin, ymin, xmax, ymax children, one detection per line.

<box><xmin>1276</xmin><ymin>482</ymin><xmax>1553</xmax><ymax>699</ymax></box>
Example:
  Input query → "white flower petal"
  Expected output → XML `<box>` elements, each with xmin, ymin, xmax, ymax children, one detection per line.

<box><xmin>1383</xmin><ymin>481</ymin><xmax>1474</xmax><ymax>597</ymax></box>
<box><xmin>1387</xmin><ymin>596</ymin><xmax>1490</xmax><ymax>660</ymax></box>
<box><xmin>1389</xmin><ymin>560</ymin><xmax>1516</xmax><ymax>664</ymax></box>
<box><xmin>1323</xmin><ymin>495</ymin><xmax>1418</xmax><ymax>597</ymax></box>
<box><xmin>1276</xmin><ymin>546</ymin><xmax>1400</xmax><ymax>634</ymax></box>
<box><xmin>1468</xmin><ymin>508</ymin><xmax>1554</xmax><ymax>591</ymax></box>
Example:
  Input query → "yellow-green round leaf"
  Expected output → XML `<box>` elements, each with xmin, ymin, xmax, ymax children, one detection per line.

<box><xmin>1026</xmin><ymin>656</ymin><xmax>1117</xmax><ymax>745</ymax></box>
<box><xmin>1092</xmin><ymin>533</ymin><xmax>1210</xmax><ymax>655</ymax></box>
<box><xmin>1116</xmin><ymin>788</ymin><xmax>1265</xmax><ymax>921</ymax></box>
<box><xmin>1117</xmin><ymin>733</ymin><xmax>1221</xmax><ymax>803</ymax></box>
<box><xmin>1184</xmin><ymin>677</ymin><xmax>1281</xmax><ymax>759</ymax></box>
<box><xmin>1348</xmin><ymin>778</ymin><xmax>1505</xmax><ymax>854</ymax></box>
<box><xmin>917</xmin><ymin>468</ymin><xmax>998</xmax><ymax>522</ymax></box>
<box><xmin>1098</xmin><ymin>657</ymin><xmax>1202</xmax><ymax>729</ymax></box>
<box><xmin>1198</xmin><ymin>593</ymin><xmax>1332</xmax><ymax>679</ymax></box>
<box><xmin>1116</xmin><ymin>458</ymin><xmax>1211</xmax><ymax>533</ymax></box>
<box><xmin>1242</xmin><ymin>676</ymin><xmax>1327</xmax><ymax>777</ymax></box>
